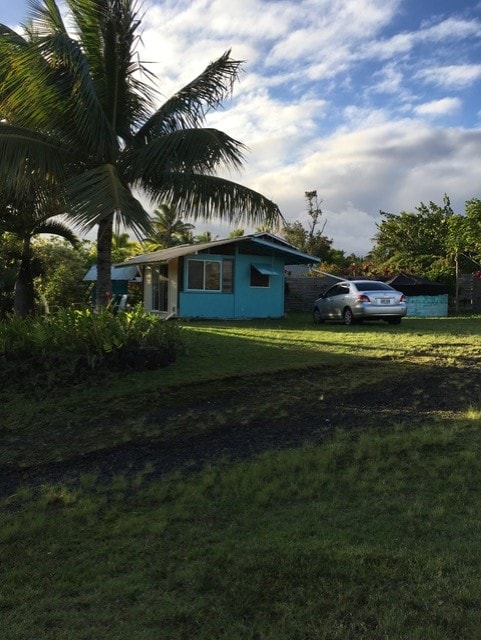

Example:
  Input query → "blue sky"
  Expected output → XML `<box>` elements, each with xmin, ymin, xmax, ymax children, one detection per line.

<box><xmin>2</xmin><ymin>0</ymin><xmax>481</xmax><ymax>255</ymax></box>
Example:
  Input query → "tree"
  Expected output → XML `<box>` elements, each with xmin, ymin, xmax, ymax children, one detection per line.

<box><xmin>463</xmin><ymin>198</ymin><xmax>481</xmax><ymax>266</ymax></box>
<box><xmin>228</xmin><ymin>228</ymin><xmax>244</xmax><ymax>238</ymax></box>
<box><xmin>194</xmin><ymin>231</ymin><xmax>216</xmax><ymax>243</ymax></box>
<box><xmin>142</xmin><ymin>204</ymin><xmax>194</xmax><ymax>249</ymax></box>
<box><xmin>0</xmin><ymin>232</ymin><xmax>18</xmax><ymax>315</ymax></box>
<box><xmin>0</xmin><ymin>0</ymin><xmax>282</xmax><ymax>309</ymax></box>
<box><xmin>369</xmin><ymin>195</ymin><xmax>463</xmax><ymax>280</ymax></box>
<box><xmin>281</xmin><ymin>191</ymin><xmax>333</xmax><ymax>259</ymax></box>
<box><xmin>33</xmin><ymin>237</ymin><xmax>93</xmax><ymax>310</ymax></box>
<box><xmin>0</xmin><ymin>186</ymin><xmax>78</xmax><ymax>316</ymax></box>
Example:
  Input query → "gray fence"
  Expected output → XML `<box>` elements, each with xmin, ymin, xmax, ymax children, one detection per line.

<box><xmin>285</xmin><ymin>275</ymin><xmax>339</xmax><ymax>312</ymax></box>
<box><xmin>458</xmin><ymin>275</ymin><xmax>481</xmax><ymax>312</ymax></box>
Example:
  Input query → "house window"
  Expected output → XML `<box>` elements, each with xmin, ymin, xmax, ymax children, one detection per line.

<box><xmin>152</xmin><ymin>264</ymin><xmax>169</xmax><ymax>311</ymax></box>
<box><xmin>250</xmin><ymin>265</ymin><xmax>269</xmax><ymax>288</ymax></box>
<box><xmin>187</xmin><ymin>260</ymin><xmax>221</xmax><ymax>291</ymax></box>
<box><xmin>222</xmin><ymin>260</ymin><xmax>233</xmax><ymax>293</ymax></box>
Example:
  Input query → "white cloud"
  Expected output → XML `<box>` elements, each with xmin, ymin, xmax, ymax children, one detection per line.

<box><xmin>419</xmin><ymin>16</ymin><xmax>481</xmax><ymax>41</ymax></box>
<box><xmin>414</xmin><ymin>97</ymin><xmax>462</xmax><ymax>117</ymax></box>
<box><xmin>416</xmin><ymin>64</ymin><xmax>481</xmax><ymax>89</ymax></box>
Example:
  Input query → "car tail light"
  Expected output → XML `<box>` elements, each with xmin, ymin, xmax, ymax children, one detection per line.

<box><xmin>356</xmin><ymin>294</ymin><xmax>371</xmax><ymax>302</ymax></box>
<box><xmin>400</xmin><ymin>294</ymin><xmax>406</xmax><ymax>302</ymax></box>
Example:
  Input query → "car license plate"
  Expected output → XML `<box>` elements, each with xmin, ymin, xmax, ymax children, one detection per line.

<box><xmin>380</xmin><ymin>298</ymin><xmax>391</xmax><ymax>304</ymax></box>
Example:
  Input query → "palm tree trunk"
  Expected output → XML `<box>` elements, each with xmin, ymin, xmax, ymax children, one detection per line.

<box><xmin>14</xmin><ymin>237</ymin><xmax>35</xmax><ymax>317</ymax></box>
<box><xmin>96</xmin><ymin>213</ymin><xmax>114</xmax><ymax>309</ymax></box>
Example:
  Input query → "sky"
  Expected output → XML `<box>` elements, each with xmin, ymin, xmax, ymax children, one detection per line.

<box><xmin>2</xmin><ymin>0</ymin><xmax>481</xmax><ymax>255</ymax></box>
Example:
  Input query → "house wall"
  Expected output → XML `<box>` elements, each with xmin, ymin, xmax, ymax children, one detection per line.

<box><xmin>178</xmin><ymin>252</ymin><xmax>286</xmax><ymax>318</ymax></box>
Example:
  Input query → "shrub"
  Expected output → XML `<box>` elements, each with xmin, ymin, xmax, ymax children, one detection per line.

<box><xmin>0</xmin><ymin>306</ymin><xmax>183</xmax><ymax>389</ymax></box>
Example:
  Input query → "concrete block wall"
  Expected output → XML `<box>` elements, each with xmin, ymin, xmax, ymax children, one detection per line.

<box><xmin>405</xmin><ymin>295</ymin><xmax>448</xmax><ymax>317</ymax></box>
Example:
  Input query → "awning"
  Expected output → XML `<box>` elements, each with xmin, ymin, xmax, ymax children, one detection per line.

<box><xmin>252</xmin><ymin>263</ymin><xmax>282</xmax><ymax>276</ymax></box>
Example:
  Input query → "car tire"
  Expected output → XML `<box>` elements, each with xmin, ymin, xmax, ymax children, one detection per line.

<box><xmin>387</xmin><ymin>317</ymin><xmax>402</xmax><ymax>325</ymax></box>
<box><xmin>313</xmin><ymin>307</ymin><xmax>324</xmax><ymax>324</ymax></box>
<box><xmin>343</xmin><ymin>308</ymin><xmax>356</xmax><ymax>325</ymax></box>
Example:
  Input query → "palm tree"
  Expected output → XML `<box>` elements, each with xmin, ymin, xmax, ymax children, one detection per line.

<box><xmin>194</xmin><ymin>231</ymin><xmax>216</xmax><ymax>243</ymax></box>
<box><xmin>0</xmin><ymin>0</ymin><xmax>282</xmax><ymax>308</ymax></box>
<box><xmin>143</xmin><ymin>204</ymin><xmax>195</xmax><ymax>249</ymax></box>
<box><xmin>0</xmin><ymin>187</ymin><xmax>78</xmax><ymax>316</ymax></box>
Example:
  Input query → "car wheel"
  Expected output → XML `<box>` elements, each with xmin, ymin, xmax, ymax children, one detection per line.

<box><xmin>343</xmin><ymin>307</ymin><xmax>356</xmax><ymax>325</ymax></box>
<box><xmin>387</xmin><ymin>317</ymin><xmax>402</xmax><ymax>325</ymax></box>
<box><xmin>313</xmin><ymin>307</ymin><xmax>324</xmax><ymax>324</ymax></box>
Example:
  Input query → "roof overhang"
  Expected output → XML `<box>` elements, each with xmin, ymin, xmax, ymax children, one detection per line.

<box><xmin>116</xmin><ymin>233</ymin><xmax>320</xmax><ymax>268</ymax></box>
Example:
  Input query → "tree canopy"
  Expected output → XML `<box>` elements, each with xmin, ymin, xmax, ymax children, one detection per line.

<box><xmin>369</xmin><ymin>195</ymin><xmax>481</xmax><ymax>282</ymax></box>
<box><xmin>0</xmin><ymin>0</ymin><xmax>282</xmax><ymax>308</ymax></box>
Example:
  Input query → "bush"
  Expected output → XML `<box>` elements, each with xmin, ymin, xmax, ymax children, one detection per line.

<box><xmin>0</xmin><ymin>306</ymin><xmax>183</xmax><ymax>389</ymax></box>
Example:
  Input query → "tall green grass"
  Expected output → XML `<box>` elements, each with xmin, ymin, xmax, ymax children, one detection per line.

<box><xmin>2</xmin><ymin>314</ymin><xmax>481</xmax><ymax>638</ymax></box>
<box><xmin>2</xmin><ymin>409</ymin><xmax>481</xmax><ymax>639</ymax></box>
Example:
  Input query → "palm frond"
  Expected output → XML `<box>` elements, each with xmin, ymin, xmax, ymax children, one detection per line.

<box><xmin>67</xmin><ymin>0</ymin><xmax>153</xmax><ymax>142</ymax></box>
<box><xmin>140</xmin><ymin>173</ymin><xmax>284</xmax><ymax>228</ymax></box>
<box><xmin>0</xmin><ymin>124</ymin><xmax>72</xmax><ymax>195</ymax></box>
<box><xmin>33</xmin><ymin>218</ymin><xmax>79</xmax><ymax>246</ymax></box>
<box><xmin>134</xmin><ymin>50</ymin><xmax>243</xmax><ymax>144</ymax></box>
<box><xmin>26</xmin><ymin>0</ymin><xmax>68</xmax><ymax>35</ymax></box>
<box><xmin>64</xmin><ymin>164</ymin><xmax>151</xmax><ymax>235</ymax></box>
<box><xmin>123</xmin><ymin>128</ymin><xmax>247</xmax><ymax>183</ymax></box>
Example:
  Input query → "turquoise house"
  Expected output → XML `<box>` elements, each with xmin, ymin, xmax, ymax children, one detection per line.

<box><xmin>119</xmin><ymin>233</ymin><xmax>319</xmax><ymax>319</ymax></box>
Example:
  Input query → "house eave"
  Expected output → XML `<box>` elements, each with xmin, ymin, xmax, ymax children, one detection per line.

<box><xmin>116</xmin><ymin>233</ymin><xmax>320</xmax><ymax>268</ymax></box>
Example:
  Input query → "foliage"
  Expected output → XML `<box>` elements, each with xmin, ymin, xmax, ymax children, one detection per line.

<box><xmin>0</xmin><ymin>1</ymin><xmax>281</xmax><ymax>308</ymax></box>
<box><xmin>142</xmin><ymin>204</ymin><xmax>195</xmax><ymax>250</ymax></box>
<box><xmin>194</xmin><ymin>230</ymin><xmax>218</xmax><ymax>243</ymax></box>
<box><xmin>0</xmin><ymin>232</ymin><xmax>21</xmax><ymax>314</ymax></box>
<box><xmin>0</xmin><ymin>306</ymin><xmax>183</xmax><ymax>388</ymax></box>
<box><xmin>111</xmin><ymin>232</ymin><xmax>143</xmax><ymax>264</ymax></box>
<box><xmin>369</xmin><ymin>195</ymin><xmax>480</xmax><ymax>282</ymax></box>
<box><xmin>0</xmin><ymin>183</ymin><xmax>79</xmax><ymax>316</ymax></box>
<box><xmin>33</xmin><ymin>237</ymin><xmax>94</xmax><ymax>310</ymax></box>
<box><xmin>281</xmin><ymin>191</ymin><xmax>353</xmax><ymax>269</ymax></box>
<box><xmin>228</xmin><ymin>228</ymin><xmax>245</xmax><ymax>237</ymax></box>
<box><xmin>464</xmin><ymin>198</ymin><xmax>481</xmax><ymax>270</ymax></box>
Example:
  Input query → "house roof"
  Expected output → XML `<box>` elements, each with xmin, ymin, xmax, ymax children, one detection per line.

<box><xmin>386</xmin><ymin>273</ymin><xmax>450</xmax><ymax>296</ymax></box>
<box><xmin>83</xmin><ymin>265</ymin><xmax>139</xmax><ymax>282</ymax></box>
<box><xmin>117</xmin><ymin>233</ymin><xmax>320</xmax><ymax>267</ymax></box>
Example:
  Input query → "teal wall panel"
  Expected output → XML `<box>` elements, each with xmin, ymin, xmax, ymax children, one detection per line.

<box><xmin>178</xmin><ymin>252</ymin><xmax>286</xmax><ymax>318</ymax></box>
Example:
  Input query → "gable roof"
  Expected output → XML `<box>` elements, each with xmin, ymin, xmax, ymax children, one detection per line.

<box><xmin>117</xmin><ymin>233</ymin><xmax>320</xmax><ymax>267</ymax></box>
<box><xmin>386</xmin><ymin>272</ymin><xmax>450</xmax><ymax>295</ymax></box>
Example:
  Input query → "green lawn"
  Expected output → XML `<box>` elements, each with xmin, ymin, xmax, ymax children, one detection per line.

<box><xmin>2</xmin><ymin>313</ymin><xmax>481</xmax><ymax>639</ymax></box>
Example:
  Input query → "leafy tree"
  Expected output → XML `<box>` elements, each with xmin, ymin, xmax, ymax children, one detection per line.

<box><xmin>111</xmin><ymin>232</ymin><xmax>142</xmax><ymax>263</ymax></box>
<box><xmin>33</xmin><ymin>237</ymin><xmax>93</xmax><ymax>310</ymax></box>
<box><xmin>0</xmin><ymin>185</ymin><xmax>78</xmax><ymax>316</ymax></box>
<box><xmin>228</xmin><ymin>228</ymin><xmax>244</xmax><ymax>238</ymax></box>
<box><xmin>369</xmin><ymin>195</ymin><xmax>464</xmax><ymax>280</ymax></box>
<box><xmin>142</xmin><ymin>204</ymin><xmax>194</xmax><ymax>250</ymax></box>
<box><xmin>0</xmin><ymin>232</ymin><xmax>18</xmax><ymax>315</ymax></box>
<box><xmin>194</xmin><ymin>231</ymin><xmax>217</xmax><ymax>243</ymax></box>
<box><xmin>0</xmin><ymin>0</ymin><xmax>281</xmax><ymax>309</ymax></box>
<box><xmin>255</xmin><ymin>224</ymin><xmax>279</xmax><ymax>234</ymax></box>
<box><xmin>463</xmin><ymin>198</ymin><xmax>481</xmax><ymax>267</ymax></box>
<box><xmin>281</xmin><ymin>191</ymin><xmax>333</xmax><ymax>259</ymax></box>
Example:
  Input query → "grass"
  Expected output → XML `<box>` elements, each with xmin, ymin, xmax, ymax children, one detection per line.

<box><xmin>2</xmin><ymin>313</ymin><xmax>481</xmax><ymax>638</ymax></box>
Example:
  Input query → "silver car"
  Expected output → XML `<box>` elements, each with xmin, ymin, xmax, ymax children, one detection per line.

<box><xmin>313</xmin><ymin>280</ymin><xmax>407</xmax><ymax>325</ymax></box>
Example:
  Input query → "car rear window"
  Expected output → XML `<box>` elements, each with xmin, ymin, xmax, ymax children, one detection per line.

<box><xmin>355</xmin><ymin>282</ymin><xmax>392</xmax><ymax>291</ymax></box>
